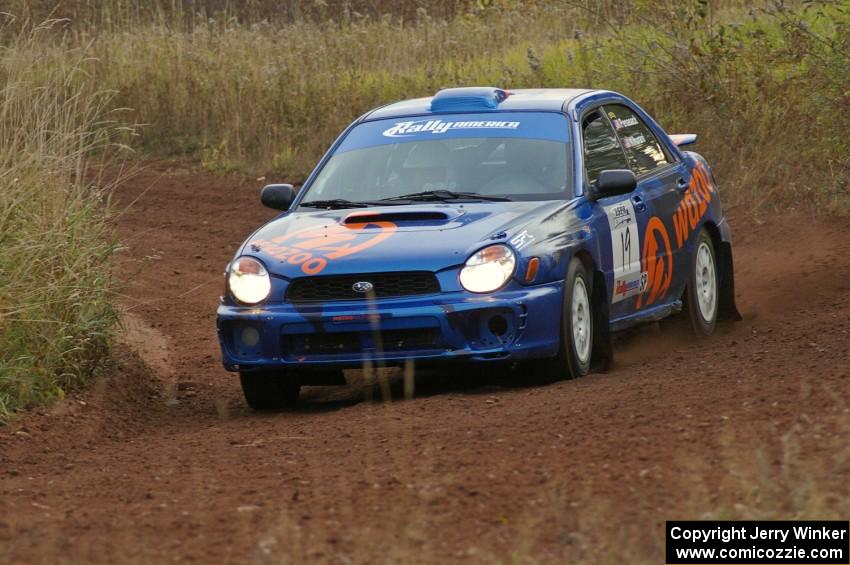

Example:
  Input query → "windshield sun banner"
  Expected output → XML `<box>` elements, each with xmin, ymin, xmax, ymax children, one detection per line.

<box><xmin>336</xmin><ymin>112</ymin><xmax>570</xmax><ymax>153</ymax></box>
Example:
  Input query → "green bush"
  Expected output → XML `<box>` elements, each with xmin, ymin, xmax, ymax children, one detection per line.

<box><xmin>576</xmin><ymin>1</ymin><xmax>850</xmax><ymax>211</ymax></box>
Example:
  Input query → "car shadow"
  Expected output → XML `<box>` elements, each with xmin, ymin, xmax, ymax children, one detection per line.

<box><xmin>233</xmin><ymin>316</ymin><xmax>719</xmax><ymax>418</ymax></box>
<box><xmin>266</xmin><ymin>362</ymin><xmax>537</xmax><ymax>415</ymax></box>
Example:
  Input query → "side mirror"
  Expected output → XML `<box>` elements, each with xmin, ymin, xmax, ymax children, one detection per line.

<box><xmin>260</xmin><ymin>183</ymin><xmax>295</xmax><ymax>211</ymax></box>
<box><xmin>591</xmin><ymin>169</ymin><xmax>636</xmax><ymax>200</ymax></box>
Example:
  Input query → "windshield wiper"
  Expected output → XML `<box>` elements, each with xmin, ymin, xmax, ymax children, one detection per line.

<box><xmin>299</xmin><ymin>199</ymin><xmax>371</xmax><ymax>209</ymax></box>
<box><xmin>381</xmin><ymin>190</ymin><xmax>512</xmax><ymax>203</ymax></box>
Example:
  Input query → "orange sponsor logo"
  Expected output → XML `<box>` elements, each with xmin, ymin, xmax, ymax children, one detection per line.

<box><xmin>250</xmin><ymin>220</ymin><xmax>397</xmax><ymax>275</ymax></box>
<box><xmin>672</xmin><ymin>161</ymin><xmax>714</xmax><ymax>248</ymax></box>
<box><xmin>636</xmin><ymin>216</ymin><xmax>673</xmax><ymax>309</ymax></box>
<box><xmin>636</xmin><ymin>161</ymin><xmax>716</xmax><ymax>308</ymax></box>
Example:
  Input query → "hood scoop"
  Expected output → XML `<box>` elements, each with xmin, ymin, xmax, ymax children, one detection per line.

<box><xmin>343</xmin><ymin>209</ymin><xmax>460</xmax><ymax>226</ymax></box>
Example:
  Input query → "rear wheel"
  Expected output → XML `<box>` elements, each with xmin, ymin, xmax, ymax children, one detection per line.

<box><xmin>537</xmin><ymin>257</ymin><xmax>593</xmax><ymax>380</ymax></box>
<box><xmin>239</xmin><ymin>371</ymin><xmax>300</xmax><ymax>410</ymax></box>
<box><xmin>684</xmin><ymin>228</ymin><xmax>719</xmax><ymax>336</ymax></box>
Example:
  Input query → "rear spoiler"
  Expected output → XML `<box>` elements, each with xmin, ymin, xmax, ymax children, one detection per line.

<box><xmin>669</xmin><ymin>133</ymin><xmax>697</xmax><ymax>147</ymax></box>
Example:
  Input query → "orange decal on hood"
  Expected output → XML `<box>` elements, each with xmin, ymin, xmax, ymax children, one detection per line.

<box><xmin>250</xmin><ymin>220</ymin><xmax>397</xmax><ymax>276</ymax></box>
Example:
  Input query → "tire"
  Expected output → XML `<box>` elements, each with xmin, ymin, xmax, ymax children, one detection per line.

<box><xmin>239</xmin><ymin>371</ymin><xmax>300</xmax><ymax>410</ymax></box>
<box><xmin>537</xmin><ymin>257</ymin><xmax>594</xmax><ymax>380</ymax></box>
<box><xmin>684</xmin><ymin>228</ymin><xmax>719</xmax><ymax>336</ymax></box>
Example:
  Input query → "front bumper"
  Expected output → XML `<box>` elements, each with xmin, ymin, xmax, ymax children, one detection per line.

<box><xmin>216</xmin><ymin>281</ymin><xmax>563</xmax><ymax>371</ymax></box>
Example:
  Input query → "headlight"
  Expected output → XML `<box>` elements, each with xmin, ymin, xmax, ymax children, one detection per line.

<box><xmin>459</xmin><ymin>244</ymin><xmax>516</xmax><ymax>293</ymax></box>
<box><xmin>228</xmin><ymin>256</ymin><xmax>271</xmax><ymax>305</ymax></box>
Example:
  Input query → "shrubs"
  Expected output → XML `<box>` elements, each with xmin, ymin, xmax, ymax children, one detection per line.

<box><xmin>49</xmin><ymin>1</ymin><xmax>844</xmax><ymax>212</ymax></box>
<box><xmin>585</xmin><ymin>1</ymin><xmax>850</xmax><ymax>212</ymax></box>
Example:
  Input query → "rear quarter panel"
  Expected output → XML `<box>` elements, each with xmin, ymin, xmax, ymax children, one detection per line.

<box><xmin>637</xmin><ymin>150</ymin><xmax>726</xmax><ymax>311</ymax></box>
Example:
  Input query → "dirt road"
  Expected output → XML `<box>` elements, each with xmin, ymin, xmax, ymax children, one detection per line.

<box><xmin>2</xmin><ymin>164</ymin><xmax>850</xmax><ymax>563</ymax></box>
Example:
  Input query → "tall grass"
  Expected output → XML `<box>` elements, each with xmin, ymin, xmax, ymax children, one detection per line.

<box><xmin>2</xmin><ymin>0</ymin><xmax>477</xmax><ymax>28</ymax></box>
<box><xmin>0</xmin><ymin>19</ymin><xmax>122</xmax><ymax>418</ymax></box>
<box><xmin>20</xmin><ymin>0</ymin><xmax>841</xmax><ymax>211</ymax></box>
<box><xmin>0</xmin><ymin>0</ymin><xmax>656</xmax><ymax>29</ymax></box>
<box><xmin>77</xmin><ymin>2</ymin><xmax>600</xmax><ymax>174</ymax></box>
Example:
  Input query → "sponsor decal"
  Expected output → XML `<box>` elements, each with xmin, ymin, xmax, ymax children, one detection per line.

<box><xmin>609</xmin><ymin>114</ymin><xmax>639</xmax><ymax>130</ymax></box>
<box><xmin>672</xmin><ymin>161</ymin><xmax>715</xmax><ymax>248</ymax></box>
<box><xmin>630</xmin><ymin>161</ymin><xmax>716</xmax><ymax>309</ymax></box>
<box><xmin>609</xmin><ymin>203</ymin><xmax>632</xmax><ymax>228</ymax></box>
<box><xmin>250</xmin><ymin>220</ymin><xmax>397</xmax><ymax>276</ymax></box>
<box><xmin>636</xmin><ymin>216</ymin><xmax>673</xmax><ymax>308</ymax></box>
<box><xmin>614</xmin><ymin>271</ymin><xmax>648</xmax><ymax>299</ymax></box>
<box><xmin>622</xmin><ymin>133</ymin><xmax>646</xmax><ymax>149</ymax></box>
<box><xmin>510</xmin><ymin>229</ymin><xmax>535</xmax><ymax>251</ymax></box>
<box><xmin>331</xmin><ymin>314</ymin><xmax>381</xmax><ymax>323</ymax></box>
<box><xmin>382</xmin><ymin>119</ymin><xmax>520</xmax><ymax>138</ymax></box>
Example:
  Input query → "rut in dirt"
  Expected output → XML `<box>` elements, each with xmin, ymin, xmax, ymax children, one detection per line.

<box><xmin>1</xmin><ymin>165</ymin><xmax>849</xmax><ymax>564</ymax></box>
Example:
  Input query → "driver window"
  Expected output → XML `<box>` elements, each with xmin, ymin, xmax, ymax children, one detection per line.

<box><xmin>582</xmin><ymin>110</ymin><xmax>628</xmax><ymax>185</ymax></box>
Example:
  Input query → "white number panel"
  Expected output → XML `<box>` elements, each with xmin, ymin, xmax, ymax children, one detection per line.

<box><xmin>603</xmin><ymin>201</ymin><xmax>646</xmax><ymax>303</ymax></box>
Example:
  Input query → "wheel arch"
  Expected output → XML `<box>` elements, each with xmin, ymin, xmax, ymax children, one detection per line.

<box><xmin>701</xmin><ymin>220</ymin><xmax>742</xmax><ymax>322</ymax></box>
<box><xmin>572</xmin><ymin>249</ymin><xmax>612</xmax><ymax>371</ymax></box>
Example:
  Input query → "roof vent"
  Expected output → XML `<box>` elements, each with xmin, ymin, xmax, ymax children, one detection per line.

<box><xmin>429</xmin><ymin>87</ymin><xmax>509</xmax><ymax>113</ymax></box>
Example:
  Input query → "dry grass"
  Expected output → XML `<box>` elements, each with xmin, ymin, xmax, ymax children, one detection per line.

<box><xmin>0</xmin><ymin>19</ymin><xmax>125</xmax><ymax>418</ymax></box>
<box><xmin>8</xmin><ymin>1</ymin><xmax>841</xmax><ymax>211</ymax></box>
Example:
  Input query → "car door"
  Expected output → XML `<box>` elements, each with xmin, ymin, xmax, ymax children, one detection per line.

<box><xmin>580</xmin><ymin>108</ymin><xmax>649</xmax><ymax>321</ymax></box>
<box><xmin>602</xmin><ymin>103</ymin><xmax>689</xmax><ymax>310</ymax></box>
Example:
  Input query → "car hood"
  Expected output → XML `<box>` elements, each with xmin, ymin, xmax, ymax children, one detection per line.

<box><xmin>243</xmin><ymin>201</ymin><xmax>575</xmax><ymax>278</ymax></box>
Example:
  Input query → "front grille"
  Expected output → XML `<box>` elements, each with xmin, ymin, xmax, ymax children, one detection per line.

<box><xmin>286</xmin><ymin>272</ymin><xmax>440</xmax><ymax>303</ymax></box>
<box><xmin>284</xmin><ymin>328</ymin><xmax>442</xmax><ymax>356</ymax></box>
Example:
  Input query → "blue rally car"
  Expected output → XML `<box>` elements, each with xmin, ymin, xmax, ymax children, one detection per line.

<box><xmin>217</xmin><ymin>87</ymin><xmax>740</xmax><ymax>409</ymax></box>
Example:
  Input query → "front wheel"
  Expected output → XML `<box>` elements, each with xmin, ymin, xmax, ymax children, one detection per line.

<box><xmin>684</xmin><ymin>228</ymin><xmax>719</xmax><ymax>336</ymax></box>
<box><xmin>239</xmin><ymin>371</ymin><xmax>300</xmax><ymax>410</ymax></box>
<box><xmin>536</xmin><ymin>257</ymin><xmax>593</xmax><ymax>380</ymax></box>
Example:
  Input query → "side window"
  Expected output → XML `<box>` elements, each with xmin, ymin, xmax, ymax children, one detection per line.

<box><xmin>604</xmin><ymin>104</ymin><xmax>669</xmax><ymax>176</ymax></box>
<box><xmin>582</xmin><ymin>110</ymin><xmax>628</xmax><ymax>185</ymax></box>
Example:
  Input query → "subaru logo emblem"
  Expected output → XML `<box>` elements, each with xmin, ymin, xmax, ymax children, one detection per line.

<box><xmin>352</xmin><ymin>281</ymin><xmax>374</xmax><ymax>293</ymax></box>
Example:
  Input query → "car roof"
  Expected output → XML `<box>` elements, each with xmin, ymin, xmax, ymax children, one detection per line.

<box><xmin>364</xmin><ymin>87</ymin><xmax>597</xmax><ymax>121</ymax></box>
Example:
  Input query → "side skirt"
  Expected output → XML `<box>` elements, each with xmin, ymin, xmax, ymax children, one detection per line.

<box><xmin>609</xmin><ymin>300</ymin><xmax>683</xmax><ymax>333</ymax></box>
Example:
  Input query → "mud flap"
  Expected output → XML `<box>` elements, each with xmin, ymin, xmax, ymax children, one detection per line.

<box><xmin>591</xmin><ymin>270</ymin><xmax>613</xmax><ymax>371</ymax></box>
<box><xmin>718</xmin><ymin>242</ymin><xmax>743</xmax><ymax>322</ymax></box>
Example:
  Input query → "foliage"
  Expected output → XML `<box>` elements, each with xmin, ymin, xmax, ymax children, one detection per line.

<box><xmin>7</xmin><ymin>0</ymin><xmax>838</xmax><ymax>211</ymax></box>
<box><xmin>578</xmin><ymin>0</ymin><xmax>850</xmax><ymax>211</ymax></box>
<box><xmin>0</xmin><ymin>20</ymin><xmax>122</xmax><ymax>418</ymax></box>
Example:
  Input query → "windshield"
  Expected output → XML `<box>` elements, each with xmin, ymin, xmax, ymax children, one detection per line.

<box><xmin>300</xmin><ymin>112</ymin><xmax>572</xmax><ymax>206</ymax></box>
